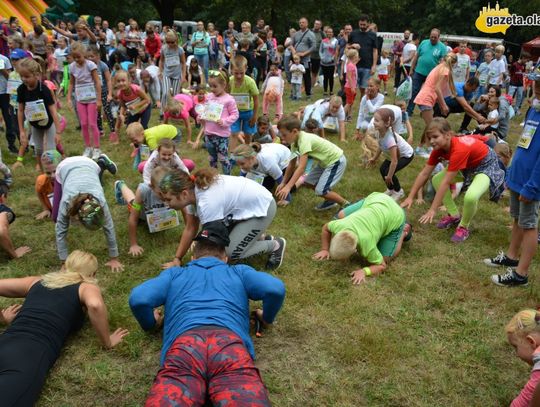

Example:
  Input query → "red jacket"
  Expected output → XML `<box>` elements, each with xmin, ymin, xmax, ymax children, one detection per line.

<box><xmin>145</xmin><ymin>34</ymin><xmax>162</xmax><ymax>59</ymax></box>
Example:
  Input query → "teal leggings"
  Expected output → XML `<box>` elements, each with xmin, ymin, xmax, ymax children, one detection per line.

<box><xmin>432</xmin><ymin>169</ymin><xmax>490</xmax><ymax>228</ymax></box>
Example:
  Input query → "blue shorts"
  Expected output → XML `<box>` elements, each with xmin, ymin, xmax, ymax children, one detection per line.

<box><xmin>357</xmin><ymin>67</ymin><xmax>371</xmax><ymax>89</ymax></box>
<box><xmin>231</xmin><ymin>110</ymin><xmax>256</xmax><ymax>135</ymax></box>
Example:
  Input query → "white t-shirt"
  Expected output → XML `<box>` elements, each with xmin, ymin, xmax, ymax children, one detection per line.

<box><xmin>453</xmin><ymin>53</ymin><xmax>470</xmax><ymax>83</ymax></box>
<box><xmin>378</xmin><ymin>129</ymin><xmax>414</xmax><ymax>159</ymax></box>
<box><xmin>487</xmin><ymin>109</ymin><xmax>499</xmax><ymax>129</ymax></box>
<box><xmin>402</xmin><ymin>43</ymin><xmax>416</xmax><ymax>66</ymax></box>
<box><xmin>290</xmin><ymin>63</ymin><xmax>305</xmax><ymax>85</ymax></box>
<box><xmin>251</xmin><ymin>143</ymin><xmax>291</xmax><ymax>180</ymax></box>
<box><xmin>377</xmin><ymin>58</ymin><xmax>390</xmax><ymax>75</ymax></box>
<box><xmin>488</xmin><ymin>59</ymin><xmax>506</xmax><ymax>85</ymax></box>
<box><xmin>53</xmin><ymin>48</ymin><xmax>68</xmax><ymax>70</ymax></box>
<box><xmin>195</xmin><ymin>175</ymin><xmax>273</xmax><ymax>223</ymax></box>
<box><xmin>315</xmin><ymin>99</ymin><xmax>346</xmax><ymax>121</ymax></box>
<box><xmin>0</xmin><ymin>55</ymin><xmax>13</xmax><ymax>94</ymax></box>
<box><xmin>357</xmin><ymin>93</ymin><xmax>385</xmax><ymax>127</ymax></box>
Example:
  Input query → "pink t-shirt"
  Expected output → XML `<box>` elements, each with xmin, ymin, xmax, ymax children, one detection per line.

<box><xmin>345</xmin><ymin>62</ymin><xmax>357</xmax><ymax>89</ymax></box>
<box><xmin>203</xmin><ymin>92</ymin><xmax>239</xmax><ymax>138</ymax></box>
<box><xmin>117</xmin><ymin>84</ymin><xmax>142</xmax><ymax>104</ymax></box>
<box><xmin>164</xmin><ymin>93</ymin><xmax>194</xmax><ymax>121</ymax></box>
<box><xmin>512</xmin><ymin>369</ymin><xmax>540</xmax><ymax>407</ymax></box>
<box><xmin>414</xmin><ymin>65</ymin><xmax>451</xmax><ymax>107</ymax></box>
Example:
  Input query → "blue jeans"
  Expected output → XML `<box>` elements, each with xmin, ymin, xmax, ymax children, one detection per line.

<box><xmin>406</xmin><ymin>71</ymin><xmax>427</xmax><ymax>116</ymax></box>
<box><xmin>356</xmin><ymin>67</ymin><xmax>371</xmax><ymax>89</ymax></box>
<box><xmin>195</xmin><ymin>53</ymin><xmax>209</xmax><ymax>83</ymax></box>
<box><xmin>508</xmin><ymin>85</ymin><xmax>524</xmax><ymax>111</ymax></box>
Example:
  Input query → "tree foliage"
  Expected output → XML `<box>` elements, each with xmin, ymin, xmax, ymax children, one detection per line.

<box><xmin>77</xmin><ymin>0</ymin><xmax>536</xmax><ymax>45</ymax></box>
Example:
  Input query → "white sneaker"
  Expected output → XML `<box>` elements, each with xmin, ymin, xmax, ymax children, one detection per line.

<box><xmin>392</xmin><ymin>189</ymin><xmax>405</xmax><ymax>201</ymax></box>
<box><xmin>92</xmin><ymin>148</ymin><xmax>101</xmax><ymax>160</ymax></box>
<box><xmin>383</xmin><ymin>189</ymin><xmax>393</xmax><ymax>195</ymax></box>
<box><xmin>83</xmin><ymin>147</ymin><xmax>92</xmax><ymax>158</ymax></box>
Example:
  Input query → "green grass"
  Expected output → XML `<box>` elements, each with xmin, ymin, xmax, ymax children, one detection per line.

<box><xmin>0</xmin><ymin>81</ymin><xmax>536</xmax><ymax>406</ymax></box>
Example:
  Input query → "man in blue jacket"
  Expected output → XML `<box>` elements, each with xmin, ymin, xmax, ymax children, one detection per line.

<box><xmin>129</xmin><ymin>220</ymin><xmax>285</xmax><ymax>405</ymax></box>
<box><xmin>486</xmin><ymin>73</ymin><xmax>540</xmax><ymax>286</ymax></box>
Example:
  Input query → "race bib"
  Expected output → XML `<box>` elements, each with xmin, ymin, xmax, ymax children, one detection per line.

<box><xmin>165</xmin><ymin>53</ymin><xmax>180</xmax><ymax>67</ymax></box>
<box><xmin>75</xmin><ymin>83</ymin><xmax>97</xmax><ymax>102</ymax></box>
<box><xmin>518</xmin><ymin>120</ymin><xmax>538</xmax><ymax>150</ymax></box>
<box><xmin>125</xmin><ymin>97</ymin><xmax>144</xmax><ymax>114</ymax></box>
<box><xmin>24</xmin><ymin>99</ymin><xmax>48</xmax><ymax>123</ymax></box>
<box><xmin>0</xmin><ymin>59</ymin><xmax>5</xmax><ymax>69</ymax></box>
<box><xmin>323</xmin><ymin>116</ymin><xmax>338</xmax><ymax>132</ymax></box>
<box><xmin>200</xmin><ymin>102</ymin><xmax>224</xmax><ymax>122</ymax></box>
<box><xmin>7</xmin><ymin>78</ymin><xmax>21</xmax><ymax>95</ymax></box>
<box><xmin>194</xmin><ymin>103</ymin><xmax>205</xmax><ymax>116</ymax></box>
<box><xmin>139</xmin><ymin>144</ymin><xmax>151</xmax><ymax>161</ymax></box>
<box><xmin>146</xmin><ymin>207</ymin><xmax>179</xmax><ymax>233</ymax></box>
<box><xmin>479</xmin><ymin>73</ymin><xmax>488</xmax><ymax>86</ymax></box>
<box><xmin>233</xmin><ymin>94</ymin><xmax>250</xmax><ymax>110</ymax></box>
<box><xmin>246</xmin><ymin>171</ymin><xmax>265</xmax><ymax>185</ymax></box>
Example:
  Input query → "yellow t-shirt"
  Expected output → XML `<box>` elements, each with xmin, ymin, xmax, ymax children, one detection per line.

<box><xmin>144</xmin><ymin>124</ymin><xmax>178</xmax><ymax>150</ymax></box>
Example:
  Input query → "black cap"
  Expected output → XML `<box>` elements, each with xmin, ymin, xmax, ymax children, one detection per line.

<box><xmin>194</xmin><ymin>221</ymin><xmax>230</xmax><ymax>247</ymax></box>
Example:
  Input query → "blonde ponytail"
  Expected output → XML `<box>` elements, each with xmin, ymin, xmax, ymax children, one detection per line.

<box><xmin>42</xmin><ymin>250</ymin><xmax>98</xmax><ymax>289</ymax></box>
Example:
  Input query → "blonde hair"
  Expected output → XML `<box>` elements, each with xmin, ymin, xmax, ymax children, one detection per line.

<box><xmin>17</xmin><ymin>57</ymin><xmax>41</xmax><ymax>76</ymax></box>
<box><xmin>165</xmin><ymin>95</ymin><xmax>183</xmax><ymax>115</ymax></box>
<box><xmin>329</xmin><ymin>230</ymin><xmax>357</xmax><ymax>260</ymax></box>
<box><xmin>41</xmin><ymin>250</ymin><xmax>98</xmax><ymax>289</ymax></box>
<box><xmin>164</xmin><ymin>30</ymin><xmax>177</xmax><ymax>44</ymax></box>
<box><xmin>495</xmin><ymin>44</ymin><xmax>505</xmax><ymax>53</ymax></box>
<box><xmin>506</xmin><ymin>309</ymin><xmax>540</xmax><ymax>338</ymax></box>
<box><xmin>440</xmin><ymin>53</ymin><xmax>457</xmax><ymax>97</ymax></box>
<box><xmin>150</xmin><ymin>166</ymin><xmax>169</xmax><ymax>188</ymax></box>
<box><xmin>159</xmin><ymin>168</ymin><xmax>219</xmax><ymax>194</ymax></box>
<box><xmin>368</xmin><ymin>77</ymin><xmax>381</xmax><ymax>88</ymax></box>
<box><xmin>70</xmin><ymin>41</ymin><xmax>87</xmax><ymax>56</ymax></box>
<box><xmin>346</xmin><ymin>49</ymin><xmax>358</xmax><ymax>59</ymax></box>
<box><xmin>126</xmin><ymin>122</ymin><xmax>144</xmax><ymax>139</ymax></box>
<box><xmin>231</xmin><ymin>55</ymin><xmax>248</xmax><ymax>70</ymax></box>
<box><xmin>329</xmin><ymin>95</ymin><xmax>342</xmax><ymax>107</ymax></box>
<box><xmin>113</xmin><ymin>70</ymin><xmax>130</xmax><ymax>88</ymax></box>
<box><xmin>232</xmin><ymin>142</ymin><xmax>261</xmax><ymax>160</ymax></box>
<box><xmin>360</xmin><ymin>132</ymin><xmax>380</xmax><ymax>164</ymax></box>
<box><xmin>494</xmin><ymin>142</ymin><xmax>512</xmax><ymax>167</ymax></box>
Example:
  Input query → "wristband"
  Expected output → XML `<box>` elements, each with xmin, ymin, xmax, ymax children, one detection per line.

<box><xmin>363</xmin><ymin>267</ymin><xmax>372</xmax><ymax>277</ymax></box>
<box><xmin>131</xmin><ymin>202</ymin><xmax>142</xmax><ymax>211</ymax></box>
<box><xmin>16</xmin><ymin>156</ymin><xmax>23</xmax><ymax>162</ymax></box>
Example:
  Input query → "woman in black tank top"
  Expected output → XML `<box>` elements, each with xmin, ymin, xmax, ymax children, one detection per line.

<box><xmin>0</xmin><ymin>250</ymin><xmax>128</xmax><ymax>407</ymax></box>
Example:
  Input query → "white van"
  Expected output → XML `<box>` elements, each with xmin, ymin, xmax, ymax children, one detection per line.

<box><xmin>147</xmin><ymin>20</ymin><xmax>197</xmax><ymax>43</ymax></box>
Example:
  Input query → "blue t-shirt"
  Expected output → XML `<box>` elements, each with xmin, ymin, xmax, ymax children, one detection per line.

<box><xmin>507</xmin><ymin>108</ymin><xmax>540</xmax><ymax>201</ymax></box>
<box><xmin>445</xmin><ymin>82</ymin><xmax>473</xmax><ymax>109</ymax></box>
<box><xmin>129</xmin><ymin>257</ymin><xmax>286</xmax><ymax>365</ymax></box>
<box><xmin>415</xmin><ymin>40</ymin><xmax>448</xmax><ymax>76</ymax></box>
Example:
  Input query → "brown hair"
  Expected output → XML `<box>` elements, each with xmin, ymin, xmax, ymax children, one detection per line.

<box><xmin>277</xmin><ymin>115</ymin><xmax>301</xmax><ymax>132</ymax></box>
<box><xmin>68</xmin><ymin>193</ymin><xmax>93</xmax><ymax>217</ymax></box>
<box><xmin>425</xmin><ymin>117</ymin><xmax>453</xmax><ymax>137</ymax></box>
<box><xmin>231</xmin><ymin>55</ymin><xmax>248</xmax><ymax>70</ymax></box>
<box><xmin>159</xmin><ymin>168</ymin><xmax>219</xmax><ymax>194</ymax></box>
<box><xmin>157</xmin><ymin>138</ymin><xmax>176</xmax><ymax>151</ymax></box>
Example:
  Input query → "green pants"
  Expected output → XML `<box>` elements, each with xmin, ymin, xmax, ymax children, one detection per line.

<box><xmin>432</xmin><ymin>169</ymin><xmax>490</xmax><ymax>228</ymax></box>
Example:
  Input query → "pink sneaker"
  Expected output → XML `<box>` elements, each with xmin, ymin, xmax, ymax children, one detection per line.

<box><xmin>451</xmin><ymin>226</ymin><xmax>470</xmax><ymax>243</ymax></box>
<box><xmin>59</xmin><ymin>116</ymin><xmax>67</xmax><ymax>133</ymax></box>
<box><xmin>437</xmin><ymin>214</ymin><xmax>461</xmax><ymax>229</ymax></box>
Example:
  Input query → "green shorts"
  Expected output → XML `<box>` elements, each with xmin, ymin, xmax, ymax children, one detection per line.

<box><xmin>377</xmin><ymin>220</ymin><xmax>406</xmax><ymax>259</ymax></box>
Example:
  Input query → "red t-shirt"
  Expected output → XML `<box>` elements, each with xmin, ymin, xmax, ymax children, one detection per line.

<box><xmin>427</xmin><ymin>135</ymin><xmax>489</xmax><ymax>172</ymax></box>
<box><xmin>145</xmin><ymin>34</ymin><xmax>162</xmax><ymax>59</ymax></box>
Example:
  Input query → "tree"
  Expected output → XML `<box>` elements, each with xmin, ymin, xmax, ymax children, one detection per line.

<box><xmin>149</xmin><ymin>0</ymin><xmax>176</xmax><ymax>26</ymax></box>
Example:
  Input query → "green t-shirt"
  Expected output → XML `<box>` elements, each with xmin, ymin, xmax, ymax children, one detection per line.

<box><xmin>291</xmin><ymin>131</ymin><xmax>343</xmax><ymax>168</ymax></box>
<box><xmin>229</xmin><ymin>75</ymin><xmax>259</xmax><ymax>111</ymax></box>
<box><xmin>415</xmin><ymin>40</ymin><xmax>448</xmax><ymax>77</ymax></box>
<box><xmin>327</xmin><ymin>192</ymin><xmax>405</xmax><ymax>265</ymax></box>
<box><xmin>144</xmin><ymin>124</ymin><xmax>178</xmax><ymax>150</ymax></box>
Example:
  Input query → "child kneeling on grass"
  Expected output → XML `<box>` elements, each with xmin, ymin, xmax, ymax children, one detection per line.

<box><xmin>313</xmin><ymin>192</ymin><xmax>411</xmax><ymax>285</ymax></box>
<box><xmin>276</xmin><ymin>115</ymin><xmax>349</xmax><ymax>211</ymax></box>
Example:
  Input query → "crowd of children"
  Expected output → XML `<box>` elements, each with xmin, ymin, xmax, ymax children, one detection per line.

<box><xmin>0</xmin><ymin>13</ymin><xmax>539</xmax><ymax>406</ymax></box>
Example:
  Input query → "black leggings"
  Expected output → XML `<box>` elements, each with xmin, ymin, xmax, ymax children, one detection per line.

<box><xmin>97</xmin><ymin>91</ymin><xmax>116</xmax><ymax>133</ymax></box>
<box><xmin>0</xmin><ymin>335</ymin><xmax>56</xmax><ymax>407</ymax></box>
<box><xmin>321</xmin><ymin>65</ymin><xmax>335</xmax><ymax>93</ymax></box>
<box><xmin>379</xmin><ymin>155</ymin><xmax>414</xmax><ymax>192</ymax></box>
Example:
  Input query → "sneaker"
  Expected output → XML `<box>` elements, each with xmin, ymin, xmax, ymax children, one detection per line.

<box><xmin>109</xmin><ymin>131</ymin><xmax>119</xmax><ymax>143</ymax></box>
<box><xmin>8</xmin><ymin>145</ymin><xmax>18</xmax><ymax>155</ymax></box>
<box><xmin>403</xmin><ymin>223</ymin><xmax>413</xmax><ymax>242</ymax></box>
<box><xmin>82</xmin><ymin>147</ymin><xmax>93</xmax><ymax>158</ymax></box>
<box><xmin>263</xmin><ymin>234</ymin><xmax>274</xmax><ymax>241</ymax></box>
<box><xmin>92</xmin><ymin>148</ymin><xmax>101</xmax><ymax>160</ymax></box>
<box><xmin>483</xmin><ymin>251</ymin><xmax>519</xmax><ymax>268</ymax></box>
<box><xmin>451</xmin><ymin>226</ymin><xmax>470</xmax><ymax>243</ymax></box>
<box><xmin>341</xmin><ymin>200</ymin><xmax>351</xmax><ymax>208</ymax></box>
<box><xmin>437</xmin><ymin>214</ymin><xmax>461</xmax><ymax>229</ymax></box>
<box><xmin>383</xmin><ymin>189</ymin><xmax>393</xmax><ymax>195</ymax></box>
<box><xmin>491</xmin><ymin>268</ymin><xmax>528</xmax><ymax>287</ymax></box>
<box><xmin>266</xmin><ymin>237</ymin><xmax>286</xmax><ymax>270</ymax></box>
<box><xmin>315</xmin><ymin>200</ymin><xmax>339</xmax><ymax>211</ymax></box>
<box><xmin>391</xmin><ymin>189</ymin><xmax>405</xmax><ymax>202</ymax></box>
<box><xmin>418</xmin><ymin>147</ymin><xmax>432</xmax><ymax>159</ymax></box>
<box><xmin>114</xmin><ymin>180</ymin><xmax>126</xmax><ymax>205</ymax></box>
<box><xmin>98</xmin><ymin>153</ymin><xmax>118</xmax><ymax>175</ymax></box>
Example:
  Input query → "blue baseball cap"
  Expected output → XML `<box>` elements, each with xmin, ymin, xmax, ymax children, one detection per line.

<box><xmin>10</xmin><ymin>48</ymin><xmax>29</xmax><ymax>60</ymax></box>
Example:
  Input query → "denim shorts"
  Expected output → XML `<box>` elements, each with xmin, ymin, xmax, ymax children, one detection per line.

<box><xmin>509</xmin><ymin>189</ymin><xmax>540</xmax><ymax>229</ymax></box>
<box><xmin>357</xmin><ymin>67</ymin><xmax>371</xmax><ymax>89</ymax></box>
<box><xmin>418</xmin><ymin>104</ymin><xmax>433</xmax><ymax>112</ymax></box>
<box><xmin>231</xmin><ymin>110</ymin><xmax>256</xmax><ymax>135</ymax></box>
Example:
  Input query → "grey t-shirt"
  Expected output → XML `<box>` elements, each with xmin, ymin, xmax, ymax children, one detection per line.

<box><xmin>496</xmin><ymin>95</ymin><xmax>510</xmax><ymax>139</ymax></box>
<box><xmin>138</xmin><ymin>183</ymin><xmax>167</xmax><ymax>220</ymax></box>
<box><xmin>161</xmin><ymin>44</ymin><xmax>184</xmax><ymax>79</ymax></box>
<box><xmin>292</xmin><ymin>29</ymin><xmax>316</xmax><ymax>64</ymax></box>
<box><xmin>310</xmin><ymin>30</ymin><xmax>324</xmax><ymax>60</ymax></box>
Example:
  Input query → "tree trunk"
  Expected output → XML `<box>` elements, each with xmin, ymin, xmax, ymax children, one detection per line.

<box><xmin>150</xmin><ymin>0</ymin><xmax>175</xmax><ymax>26</ymax></box>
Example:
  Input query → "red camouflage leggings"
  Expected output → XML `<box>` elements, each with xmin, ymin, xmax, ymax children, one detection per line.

<box><xmin>145</xmin><ymin>326</ymin><xmax>271</xmax><ymax>407</ymax></box>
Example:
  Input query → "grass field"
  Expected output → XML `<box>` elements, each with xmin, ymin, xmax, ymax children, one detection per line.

<box><xmin>0</xmin><ymin>80</ymin><xmax>535</xmax><ymax>407</ymax></box>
